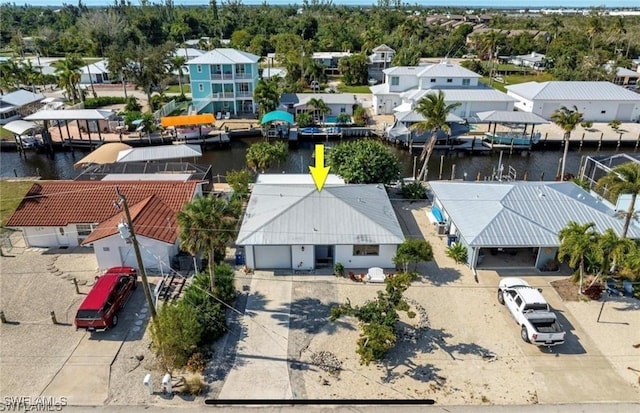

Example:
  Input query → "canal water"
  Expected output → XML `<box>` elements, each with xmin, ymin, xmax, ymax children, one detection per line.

<box><xmin>0</xmin><ymin>137</ymin><xmax>631</xmax><ymax>182</ymax></box>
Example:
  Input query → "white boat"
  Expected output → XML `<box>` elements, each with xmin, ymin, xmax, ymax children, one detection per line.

<box><xmin>175</xmin><ymin>126</ymin><xmax>215</xmax><ymax>140</ymax></box>
<box><xmin>17</xmin><ymin>135</ymin><xmax>43</xmax><ymax>149</ymax></box>
<box><xmin>482</xmin><ymin>131</ymin><xmax>541</xmax><ymax>149</ymax></box>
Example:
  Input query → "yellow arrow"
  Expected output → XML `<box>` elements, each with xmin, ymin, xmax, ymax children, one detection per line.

<box><xmin>309</xmin><ymin>144</ymin><xmax>330</xmax><ymax>191</ymax></box>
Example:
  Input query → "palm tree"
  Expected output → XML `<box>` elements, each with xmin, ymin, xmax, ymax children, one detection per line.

<box><xmin>548</xmin><ymin>15</ymin><xmax>564</xmax><ymax>40</ymax></box>
<box><xmin>550</xmin><ymin>106</ymin><xmax>583</xmax><ymax>182</ymax></box>
<box><xmin>597</xmin><ymin>228</ymin><xmax>635</xmax><ymax>275</ymax></box>
<box><xmin>586</xmin><ymin>15</ymin><xmax>603</xmax><ymax>55</ymax></box>
<box><xmin>253</xmin><ymin>78</ymin><xmax>280</xmax><ymax>118</ymax></box>
<box><xmin>170</xmin><ymin>56</ymin><xmax>187</xmax><ymax>96</ymax></box>
<box><xmin>176</xmin><ymin>195</ymin><xmax>239</xmax><ymax>290</ymax></box>
<box><xmin>53</xmin><ymin>55</ymin><xmax>84</xmax><ymax>102</ymax></box>
<box><xmin>558</xmin><ymin>221</ymin><xmax>599</xmax><ymax>294</ymax></box>
<box><xmin>609</xmin><ymin>16</ymin><xmax>626</xmax><ymax>54</ymax></box>
<box><xmin>412</xmin><ymin>90</ymin><xmax>461</xmax><ymax>181</ymax></box>
<box><xmin>307</xmin><ymin>97</ymin><xmax>330</xmax><ymax>125</ymax></box>
<box><xmin>596</xmin><ymin>162</ymin><xmax>640</xmax><ymax>239</ymax></box>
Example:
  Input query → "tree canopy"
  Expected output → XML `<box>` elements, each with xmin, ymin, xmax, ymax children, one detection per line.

<box><xmin>329</xmin><ymin>139</ymin><xmax>400</xmax><ymax>184</ymax></box>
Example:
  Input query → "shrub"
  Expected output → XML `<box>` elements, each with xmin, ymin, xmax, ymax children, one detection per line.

<box><xmin>583</xmin><ymin>283</ymin><xmax>604</xmax><ymax>300</ymax></box>
<box><xmin>446</xmin><ymin>242</ymin><xmax>468</xmax><ymax>264</ymax></box>
<box><xmin>150</xmin><ymin>301</ymin><xmax>202</xmax><ymax>370</ymax></box>
<box><xmin>401</xmin><ymin>181</ymin><xmax>427</xmax><ymax>200</ymax></box>
<box><xmin>226</xmin><ymin>169</ymin><xmax>253</xmax><ymax>199</ymax></box>
<box><xmin>182</xmin><ymin>375</ymin><xmax>206</xmax><ymax>396</ymax></box>
<box><xmin>83</xmin><ymin>96</ymin><xmax>127</xmax><ymax>109</ymax></box>
<box><xmin>186</xmin><ymin>352</ymin><xmax>207</xmax><ymax>374</ymax></box>
<box><xmin>333</xmin><ymin>262</ymin><xmax>344</xmax><ymax>277</ymax></box>
<box><xmin>124</xmin><ymin>96</ymin><xmax>142</xmax><ymax>112</ymax></box>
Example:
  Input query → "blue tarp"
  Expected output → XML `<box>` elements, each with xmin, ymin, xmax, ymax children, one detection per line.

<box><xmin>431</xmin><ymin>206</ymin><xmax>444</xmax><ymax>223</ymax></box>
<box><xmin>260</xmin><ymin>110</ymin><xmax>294</xmax><ymax>125</ymax></box>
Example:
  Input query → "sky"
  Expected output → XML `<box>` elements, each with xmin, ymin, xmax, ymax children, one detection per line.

<box><xmin>0</xmin><ymin>0</ymin><xmax>639</xmax><ymax>8</ymax></box>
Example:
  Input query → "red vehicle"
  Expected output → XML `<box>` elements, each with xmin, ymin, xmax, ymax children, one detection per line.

<box><xmin>74</xmin><ymin>267</ymin><xmax>137</xmax><ymax>332</ymax></box>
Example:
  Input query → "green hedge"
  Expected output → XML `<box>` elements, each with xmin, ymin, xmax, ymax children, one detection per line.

<box><xmin>84</xmin><ymin>96</ymin><xmax>127</xmax><ymax>109</ymax></box>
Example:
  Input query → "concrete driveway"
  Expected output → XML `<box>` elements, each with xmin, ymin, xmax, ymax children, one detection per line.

<box><xmin>492</xmin><ymin>274</ymin><xmax>639</xmax><ymax>404</ymax></box>
<box><xmin>217</xmin><ymin>273</ymin><xmax>293</xmax><ymax>399</ymax></box>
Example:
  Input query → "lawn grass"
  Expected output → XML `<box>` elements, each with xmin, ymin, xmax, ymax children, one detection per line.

<box><xmin>0</xmin><ymin>180</ymin><xmax>36</xmax><ymax>227</ymax></box>
<box><xmin>0</xmin><ymin>126</ymin><xmax>14</xmax><ymax>139</ymax></box>
<box><xmin>480</xmin><ymin>71</ymin><xmax>555</xmax><ymax>92</ymax></box>
<box><xmin>336</xmin><ymin>84</ymin><xmax>371</xmax><ymax>93</ymax></box>
<box><xmin>166</xmin><ymin>84</ymin><xmax>191</xmax><ymax>94</ymax></box>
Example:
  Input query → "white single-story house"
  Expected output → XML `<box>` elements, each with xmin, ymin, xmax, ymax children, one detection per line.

<box><xmin>80</xmin><ymin>60</ymin><xmax>110</xmax><ymax>84</ymax></box>
<box><xmin>6</xmin><ymin>181</ymin><xmax>203</xmax><ymax>272</ymax></box>
<box><xmin>510</xmin><ymin>52</ymin><xmax>546</xmax><ymax>70</ymax></box>
<box><xmin>236</xmin><ymin>175</ymin><xmax>405</xmax><ymax>270</ymax></box>
<box><xmin>0</xmin><ymin>89</ymin><xmax>45</xmax><ymax>125</ymax></box>
<box><xmin>370</xmin><ymin>61</ymin><xmax>514</xmax><ymax>116</ymax></box>
<box><xmin>506</xmin><ymin>81</ymin><xmax>640</xmax><ymax>122</ymax></box>
<box><xmin>428</xmin><ymin>181</ymin><xmax>640</xmax><ymax>272</ymax></box>
<box><xmin>279</xmin><ymin>93</ymin><xmax>359</xmax><ymax>117</ymax></box>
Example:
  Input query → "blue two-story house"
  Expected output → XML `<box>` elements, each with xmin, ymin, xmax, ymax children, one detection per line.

<box><xmin>188</xmin><ymin>48</ymin><xmax>260</xmax><ymax>116</ymax></box>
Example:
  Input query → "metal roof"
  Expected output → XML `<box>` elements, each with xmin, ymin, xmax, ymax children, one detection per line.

<box><xmin>402</xmin><ymin>88</ymin><xmax>514</xmax><ymax>103</ymax></box>
<box><xmin>476</xmin><ymin>111</ymin><xmax>549</xmax><ymax>124</ymax></box>
<box><xmin>2</xmin><ymin>120</ymin><xmax>40</xmax><ymax>135</ymax></box>
<box><xmin>429</xmin><ymin>181</ymin><xmax>640</xmax><ymax>247</ymax></box>
<box><xmin>80</xmin><ymin>60</ymin><xmax>109</xmax><ymax>75</ymax></box>
<box><xmin>506</xmin><ymin>81</ymin><xmax>640</xmax><ymax>102</ymax></box>
<box><xmin>256</xmin><ymin>174</ymin><xmax>345</xmax><ymax>185</ymax></box>
<box><xmin>187</xmin><ymin>48</ymin><xmax>260</xmax><ymax>65</ymax></box>
<box><xmin>284</xmin><ymin>93</ymin><xmax>359</xmax><ymax>106</ymax></box>
<box><xmin>0</xmin><ymin>89</ymin><xmax>45</xmax><ymax>107</ymax></box>
<box><xmin>236</xmin><ymin>184</ymin><xmax>404</xmax><ymax>246</ymax></box>
<box><xmin>395</xmin><ymin>110</ymin><xmax>464</xmax><ymax>123</ymax></box>
<box><xmin>25</xmin><ymin>109</ymin><xmax>115</xmax><ymax>121</ymax></box>
<box><xmin>417</xmin><ymin>62</ymin><xmax>482</xmax><ymax>79</ymax></box>
<box><xmin>116</xmin><ymin>144</ymin><xmax>202</xmax><ymax>163</ymax></box>
<box><xmin>101</xmin><ymin>173</ymin><xmax>192</xmax><ymax>181</ymax></box>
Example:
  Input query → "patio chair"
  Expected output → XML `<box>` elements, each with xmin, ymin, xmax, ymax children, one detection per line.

<box><xmin>224</xmin><ymin>112</ymin><xmax>231</xmax><ymax>120</ymax></box>
<box><xmin>216</xmin><ymin>112</ymin><xmax>222</xmax><ymax>120</ymax></box>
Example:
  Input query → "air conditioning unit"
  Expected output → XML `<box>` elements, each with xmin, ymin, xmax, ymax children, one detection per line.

<box><xmin>437</xmin><ymin>222</ymin><xmax>448</xmax><ymax>235</ymax></box>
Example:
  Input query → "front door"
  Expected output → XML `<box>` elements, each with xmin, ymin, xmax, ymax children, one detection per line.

<box><xmin>314</xmin><ymin>245</ymin><xmax>334</xmax><ymax>268</ymax></box>
<box><xmin>56</xmin><ymin>227</ymin><xmax>69</xmax><ymax>246</ymax></box>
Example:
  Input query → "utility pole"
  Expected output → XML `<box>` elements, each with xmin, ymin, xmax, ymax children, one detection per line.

<box><xmin>116</xmin><ymin>187</ymin><xmax>157</xmax><ymax>321</ymax></box>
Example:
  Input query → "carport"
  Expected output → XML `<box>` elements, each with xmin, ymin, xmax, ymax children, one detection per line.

<box><xmin>476</xmin><ymin>110</ymin><xmax>549</xmax><ymax>142</ymax></box>
<box><xmin>428</xmin><ymin>181</ymin><xmax>640</xmax><ymax>275</ymax></box>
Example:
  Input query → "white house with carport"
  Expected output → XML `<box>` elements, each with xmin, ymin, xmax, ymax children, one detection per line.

<box><xmin>370</xmin><ymin>61</ymin><xmax>514</xmax><ymax>116</ymax></box>
<box><xmin>236</xmin><ymin>175</ymin><xmax>404</xmax><ymax>270</ymax></box>
<box><xmin>79</xmin><ymin>60</ymin><xmax>110</xmax><ymax>84</ymax></box>
<box><xmin>506</xmin><ymin>81</ymin><xmax>640</xmax><ymax>122</ymax></box>
<box><xmin>428</xmin><ymin>181</ymin><xmax>640</xmax><ymax>273</ymax></box>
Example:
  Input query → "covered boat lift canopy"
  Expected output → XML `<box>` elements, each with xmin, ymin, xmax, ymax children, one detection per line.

<box><xmin>3</xmin><ymin>120</ymin><xmax>41</xmax><ymax>135</ymax></box>
<box><xmin>476</xmin><ymin>110</ymin><xmax>549</xmax><ymax>141</ymax></box>
<box><xmin>395</xmin><ymin>110</ymin><xmax>464</xmax><ymax>124</ymax></box>
<box><xmin>24</xmin><ymin>109</ymin><xmax>118</xmax><ymax>148</ymax></box>
<box><xmin>74</xmin><ymin>143</ymin><xmax>132</xmax><ymax>169</ymax></box>
<box><xmin>116</xmin><ymin>144</ymin><xmax>202</xmax><ymax>163</ymax></box>
<box><xmin>476</xmin><ymin>111</ymin><xmax>549</xmax><ymax>125</ymax></box>
<box><xmin>260</xmin><ymin>110</ymin><xmax>294</xmax><ymax>125</ymax></box>
<box><xmin>160</xmin><ymin>114</ymin><xmax>215</xmax><ymax>128</ymax></box>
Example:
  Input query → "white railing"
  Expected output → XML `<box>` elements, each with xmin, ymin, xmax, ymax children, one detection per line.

<box><xmin>153</xmin><ymin>99</ymin><xmax>177</xmax><ymax>121</ymax></box>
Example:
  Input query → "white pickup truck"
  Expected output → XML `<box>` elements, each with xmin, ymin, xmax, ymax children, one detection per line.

<box><xmin>497</xmin><ymin>278</ymin><xmax>566</xmax><ymax>347</ymax></box>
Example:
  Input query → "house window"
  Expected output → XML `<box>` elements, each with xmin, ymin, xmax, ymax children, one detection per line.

<box><xmin>430</xmin><ymin>78</ymin><xmax>436</xmax><ymax>83</ymax></box>
<box><xmin>236</xmin><ymin>65</ymin><xmax>246</xmax><ymax>76</ymax></box>
<box><xmin>103</xmin><ymin>247</ymin><xmax>110</xmax><ymax>252</ymax></box>
<box><xmin>196</xmin><ymin>65</ymin><xmax>202</xmax><ymax>73</ymax></box>
<box><xmin>76</xmin><ymin>224</ymin><xmax>96</xmax><ymax>236</ymax></box>
<box><xmin>237</xmin><ymin>83</ymin><xmax>250</xmax><ymax>93</ymax></box>
<box><xmin>462</xmin><ymin>78</ymin><xmax>470</xmax><ymax>86</ymax></box>
<box><xmin>446</xmin><ymin>78</ymin><xmax>453</xmax><ymax>83</ymax></box>
<box><xmin>59</xmin><ymin>228</ymin><xmax>65</xmax><ymax>236</ymax></box>
<box><xmin>340</xmin><ymin>106</ymin><xmax>346</xmax><ymax>113</ymax></box>
<box><xmin>353</xmin><ymin>245</ymin><xmax>379</xmax><ymax>256</ymax></box>
<box><xmin>198</xmin><ymin>84</ymin><xmax>204</xmax><ymax>92</ymax></box>
<box><xmin>391</xmin><ymin>76</ymin><xmax>399</xmax><ymax>86</ymax></box>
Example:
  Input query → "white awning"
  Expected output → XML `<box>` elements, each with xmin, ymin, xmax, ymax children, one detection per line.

<box><xmin>25</xmin><ymin>109</ymin><xmax>116</xmax><ymax>121</ymax></box>
<box><xmin>3</xmin><ymin>120</ymin><xmax>40</xmax><ymax>135</ymax></box>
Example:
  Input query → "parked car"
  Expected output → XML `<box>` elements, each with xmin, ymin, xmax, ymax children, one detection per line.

<box><xmin>74</xmin><ymin>267</ymin><xmax>137</xmax><ymax>332</ymax></box>
<box><xmin>497</xmin><ymin>277</ymin><xmax>565</xmax><ymax>347</ymax></box>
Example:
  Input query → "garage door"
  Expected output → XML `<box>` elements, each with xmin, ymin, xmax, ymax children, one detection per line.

<box><xmin>254</xmin><ymin>246</ymin><xmax>291</xmax><ymax>269</ymax></box>
<box><xmin>615</xmin><ymin>104</ymin><xmax>634</xmax><ymax>121</ymax></box>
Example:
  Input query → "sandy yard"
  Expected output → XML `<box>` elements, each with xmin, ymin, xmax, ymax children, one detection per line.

<box><xmin>1</xmin><ymin>197</ymin><xmax>639</xmax><ymax>407</ymax></box>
